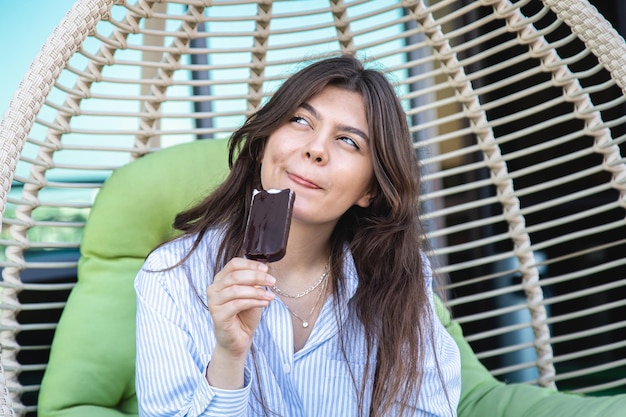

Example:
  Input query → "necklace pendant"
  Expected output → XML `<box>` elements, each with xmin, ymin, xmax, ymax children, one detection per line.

<box><xmin>302</xmin><ymin>321</ymin><xmax>309</xmax><ymax>328</ymax></box>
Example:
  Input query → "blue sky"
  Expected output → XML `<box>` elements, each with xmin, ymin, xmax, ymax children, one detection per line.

<box><xmin>0</xmin><ymin>1</ymin><xmax>76</xmax><ymax>117</ymax></box>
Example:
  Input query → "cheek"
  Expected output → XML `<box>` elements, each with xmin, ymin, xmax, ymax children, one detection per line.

<box><xmin>335</xmin><ymin>164</ymin><xmax>374</xmax><ymax>207</ymax></box>
<box><xmin>258</xmin><ymin>146</ymin><xmax>283</xmax><ymax>189</ymax></box>
<box><xmin>355</xmin><ymin>160</ymin><xmax>374</xmax><ymax>189</ymax></box>
<box><xmin>259</xmin><ymin>160</ymin><xmax>270</xmax><ymax>189</ymax></box>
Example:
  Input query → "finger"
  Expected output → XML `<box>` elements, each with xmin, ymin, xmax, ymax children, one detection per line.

<box><xmin>210</xmin><ymin>297</ymin><xmax>272</xmax><ymax>324</ymax></box>
<box><xmin>213</xmin><ymin>261</ymin><xmax>275</xmax><ymax>289</ymax></box>
<box><xmin>208</xmin><ymin>274</ymin><xmax>275</xmax><ymax>304</ymax></box>
<box><xmin>219</xmin><ymin>257</ymin><xmax>269</xmax><ymax>277</ymax></box>
<box><xmin>210</xmin><ymin>282</ymin><xmax>274</xmax><ymax>307</ymax></box>
<box><xmin>209</xmin><ymin>287</ymin><xmax>272</xmax><ymax>331</ymax></box>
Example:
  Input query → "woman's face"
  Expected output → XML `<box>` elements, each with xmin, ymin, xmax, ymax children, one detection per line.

<box><xmin>260</xmin><ymin>85</ymin><xmax>374</xmax><ymax>228</ymax></box>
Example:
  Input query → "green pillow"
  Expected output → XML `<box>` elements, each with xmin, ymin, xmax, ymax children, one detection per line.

<box><xmin>38</xmin><ymin>139</ymin><xmax>230</xmax><ymax>417</ymax></box>
<box><xmin>434</xmin><ymin>297</ymin><xmax>626</xmax><ymax>417</ymax></box>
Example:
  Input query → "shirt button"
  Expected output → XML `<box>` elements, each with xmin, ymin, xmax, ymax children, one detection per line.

<box><xmin>283</xmin><ymin>363</ymin><xmax>291</xmax><ymax>373</ymax></box>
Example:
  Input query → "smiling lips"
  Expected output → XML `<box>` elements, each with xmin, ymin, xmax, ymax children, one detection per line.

<box><xmin>288</xmin><ymin>172</ymin><xmax>322</xmax><ymax>189</ymax></box>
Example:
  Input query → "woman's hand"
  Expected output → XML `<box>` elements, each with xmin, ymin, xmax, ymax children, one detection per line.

<box><xmin>206</xmin><ymin>257</ymin><xmax>275</xmax><ymax>388</ymax></box>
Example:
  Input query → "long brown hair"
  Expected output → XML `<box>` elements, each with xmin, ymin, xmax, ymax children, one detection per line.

<box><xmin>174</xmin><ymin>55</ymin><xmax>444</xmax><ymax>416</ymax></box>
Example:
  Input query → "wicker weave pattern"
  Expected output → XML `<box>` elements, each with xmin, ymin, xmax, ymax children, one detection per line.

<box><xmin>1</xmin><ymin>0</ymin><xmax>625</xmax><ymax>415</ymax></box>
<box><xmin>0</xmin><ymin>348</ymin><xmax>14</xmax><ymax>417</ymax></box>
<box><xmin>543</xmin><ymin>0</ymin><xmax>626</xmax><ymax>95</ymax></box>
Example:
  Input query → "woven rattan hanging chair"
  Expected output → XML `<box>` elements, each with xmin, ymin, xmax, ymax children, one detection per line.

<box><xmin>1</xmin><ymin>0</ymin><xmax>626</xmax><ymax>415</ymax></box>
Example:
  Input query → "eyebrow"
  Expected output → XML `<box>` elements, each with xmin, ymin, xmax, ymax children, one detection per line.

<box><xmin>300</xmin><ymin>102</ymin><xmax>370</xmax><ymax>144</ymax></box>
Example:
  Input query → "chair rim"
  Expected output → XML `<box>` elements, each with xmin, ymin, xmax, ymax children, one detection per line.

<box><xmin>2</xmin><ymin>0</ymin><xmax>626</xmax><ymax>414</ymax></box>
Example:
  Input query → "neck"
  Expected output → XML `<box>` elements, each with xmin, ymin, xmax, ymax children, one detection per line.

<box><xmin>269</xmin><ymin>221</ymin><xmax>332</xmax><ymax>289</ymax></box>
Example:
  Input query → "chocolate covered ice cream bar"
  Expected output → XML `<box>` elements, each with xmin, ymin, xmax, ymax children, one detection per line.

<box><xmin>243</xmin><ymin>188</ymin><xmax>295</xmax><ymax>262</ymax></box>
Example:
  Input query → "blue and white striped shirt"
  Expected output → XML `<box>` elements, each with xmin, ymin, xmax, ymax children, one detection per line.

<box><xmin>135</xmin><ymin>229</ymin><xmax>460</xmax><ymax>416</ymax></box>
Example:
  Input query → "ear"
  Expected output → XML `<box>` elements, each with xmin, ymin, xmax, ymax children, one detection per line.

<box><xmin>355</xmin><ymin>190</ymin><xmax>375</xmax><ymax>208</ymax></box>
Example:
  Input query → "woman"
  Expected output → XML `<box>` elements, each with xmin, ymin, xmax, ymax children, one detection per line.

<box><xmin>135</xmin><ymin>55</ymin><xmax>461</xmax><ymax>416</ymax></box>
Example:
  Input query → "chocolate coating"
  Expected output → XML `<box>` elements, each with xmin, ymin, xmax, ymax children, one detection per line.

<box><xmin>243</xmin><ymin>189</ymin><xmax>295</xmax><ymax>262</ymax></box>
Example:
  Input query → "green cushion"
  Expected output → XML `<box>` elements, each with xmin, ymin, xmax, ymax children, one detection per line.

<box><xmin>38</xmin><ymin>139</ymin><xmax>230</xmax><ymax>417</ymax></box>
<box><xmin>434</xmin><ymin>297</ymin><xmax>626</xmax><ymax>417</ymax></box>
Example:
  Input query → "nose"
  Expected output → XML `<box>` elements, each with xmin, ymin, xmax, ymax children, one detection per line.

<box><xmin>305</xmin><ymin>135</ymin><xmax>328</xmax><ymax>164</ymax></box>
<box><xmin>306</xmin><ymin>149</ymin><xmax>325</xmax><ymax>164</ymax></box>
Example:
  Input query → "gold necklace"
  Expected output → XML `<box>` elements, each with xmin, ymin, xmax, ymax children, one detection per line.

<box><xmin>270</xmin><ymin>261</ymin><xmax>330</xmax><ymax>299</ymax></box>
<box><xmin>282</xmin><ymin>277</ymin><xmax>328</xmax><ymax>328</ymax></box>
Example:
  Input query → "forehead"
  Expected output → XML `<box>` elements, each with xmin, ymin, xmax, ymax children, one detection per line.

<box><xmin>304</xmin><ymin>86</ymin><xmax>367</xmax><ymax>121</ymax></box>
